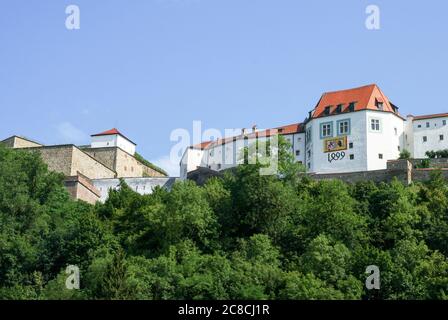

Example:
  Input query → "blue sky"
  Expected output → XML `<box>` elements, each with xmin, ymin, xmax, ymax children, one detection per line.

<box><xmin>1</xmin><ymin>0</ymin><xmax>447</xmax><ymax>175</ymax></box>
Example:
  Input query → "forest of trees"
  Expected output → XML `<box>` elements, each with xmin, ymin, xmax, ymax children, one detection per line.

<box><xmin>0</xmin><ymin>139</ymin><xmax>447</xmax><ymax>300</ymax></box>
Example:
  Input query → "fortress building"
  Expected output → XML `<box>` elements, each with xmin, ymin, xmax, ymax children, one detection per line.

<box><xmin>2</xmin><ymin>129</ymin><xmax>176</xmax><ymax>204</ymax></box>
<box><xmin>181</xmin><ymin>84</ymin><xmax>448</xmax><ymax>180</ymax></box>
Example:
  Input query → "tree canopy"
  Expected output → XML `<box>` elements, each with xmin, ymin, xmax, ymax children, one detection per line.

<box><xmin>0</xmin><ymin>141</ymin><xmax>447</xmax><ymax>300</ymax></box>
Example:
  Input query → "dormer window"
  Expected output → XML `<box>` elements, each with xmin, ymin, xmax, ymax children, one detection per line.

<box><xmin>375</xmin><ymin>98</ymin><xmax>384</xmax><ymax>110</ymax></box>
<box><xmin>336</xmin><ymin>104</ymin><xmax>343</xmax><ymax>113</ymax></box>
<box><xmin>324</xmin><ymin>106</ymin><xmax>331</xmax><ymax>116</ymax></box>
<box><xmin>348</xmin><ymin>102</ymin><xmax>356</xmax><ymax>112</ymax></box>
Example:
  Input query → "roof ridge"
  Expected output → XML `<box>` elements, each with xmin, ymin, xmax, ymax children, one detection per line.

<box><xmin>322</xmin><ymin>83</ymin><xmax>377</xmax><ymax>96</ymax></box>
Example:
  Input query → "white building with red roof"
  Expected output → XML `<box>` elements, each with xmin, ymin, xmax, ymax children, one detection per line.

<box><xmin>406</xmin><ymin>113</ymin><xmax>448</xmax><ymax>158</ymax></box>
<box><xmin>181</xmin><ymin>84</ymin><xmax>448</xmax><ymax>178</ymax></box>
<box><xmin>91</xmin><ymin>128</ymin><xmax>137</xmax><ymax>155</ymax></box>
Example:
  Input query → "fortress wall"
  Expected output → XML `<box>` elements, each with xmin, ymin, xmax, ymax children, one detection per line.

<box><xmin>2</xmin><ymin>136</ymin><xmax>43</xmax><ymax>149</ymax></box>
<box><xmin>71</xmin><ymin>147</ymin><xmax>116</xmax><ymax>179</ymax></box>
<box><xmin>142</xmin><ymin>164</ymin><xmax>166</xmax><ymax>177</ymax></box>
<box><xmin>65</xmin><ymin>174</ymin><xmax>101</xmax><ymax>204</ymax></box>
<box><xmin>412</xmin><ymin>168</ymin><xmax>448</xmax><ymax>181</ymax></box>
<box><xmin>306</xmin><ymin>169</ymin><xmax>409</xmax><ymax>185</ymax></box>
<box><xmin>114</xmin><ymin>148</ymin><xmax>144</xmax><ymax>178</ymax></box>
<box><xmin>81</xmin><ymin>147</ymin><xmax>117</xmax><ymax>171</ymax></box>
<box><xmin>36</xmin><ymin>145</ymin><xmax>74</xmax><ymax>176</ymax></box>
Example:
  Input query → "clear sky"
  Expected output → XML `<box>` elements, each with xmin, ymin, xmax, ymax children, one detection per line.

<box><xmin>1</xmin><ymin>0</ymin><xmax>447</xmax><ymax>175</ymax></box>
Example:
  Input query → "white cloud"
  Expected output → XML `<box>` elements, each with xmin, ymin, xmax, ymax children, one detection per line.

<box><xmin>56</xmin><ymin>122</ymin><xmax>89</xmax><ymax>145</ymax></box>
<box><xmin>150</xmin><ymin>155</ymin><xmax>180</xmax><ymax>177</ymax></box>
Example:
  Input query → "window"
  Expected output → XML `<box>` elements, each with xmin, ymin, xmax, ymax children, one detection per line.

<box><xmin>426</xmin><ymin>122</ymin><xmax>430</xmax><ymax>128</ymax></box>
<box><xmin>124</xmin><ymin>166</ymin><xmax>127</xmax><ymax>171</ymax></box>
<box><xmin>307</xmin><ymin>150</ymin><xmax>311</xmax><ymax>158</ymax></box>
<box><xmin>443</xmin><ymin>120</ymin><xmax>447</xmax><ymax>126</ymax></box>
<box><xmin>394</xmin><ymin>127</ymin><xmax>398</xmax><ymax>135</ymax></box>
<box><xmin>295</xmin><ymin>150</ymin><xmax>300</xmax><ymax>156</ymax></box>
<box><xmin>307</xmin><ymin>162</ymin><xmax>311</xmax><ymax>169</ymax></box>
<box><xmin>348</xmin><ymin>102</ymin><xmax>356</xmax><ymax>112</ymax></box>
<box><xmin>349</xmin><ymin>142</ymin><xmax>353</xmax><ymax>149</ymax></box>
<box><xmin>371</xmin><ymin>119</ymin><xmax>380</xmax><ymax>131</ymax></box>
<box><xmin>418</xmin><ymin>125</ymin><xmax>422</xmax><ymax>128</ymax></box>
<box><xmin>350</xmin><ymin>154</ymin><xmax>354</xmax><ymax>160</ymax></box>
<box><xmin>440</xmin><ymin>135</ymin><xmax>444</xmax><ymax>141</ymax></box>
<box><xmin>336</xmin><ymin>104</ymin><xmax>343</xmax><ymax>113</ymax></box>
<box><xmin>306</xmin><ymin>127</ymin><xmax>312</xmax><ymax>143</ymax></box>
<box><xmin>320</xmin><ymin>122</ymin><xmax>333</xmax><ymax>138</ymax></box>
<box><xmin>217</xmin><ymin>164</ymin><xmax>221</xmax><ymax>170</ymax></box>
<box><xmin>324</xmin><ymin>106</ymin><xmax>331</xmax><ymax>115</ymax></box>
<box><xmin>398</xmin><ymin>146</ymin><xmax>401</xmax><ymax>151</ymax></box>
<box><xmin>423</xmin><ymin>136</ymin><xmax>427</xmax><ymax>142</ymax></box>
<box><xmin>337</xmin><ymin>119</ymin><xmax>350</xmax><ymax>135</ymax></box>
<box><xmin>377</xmin><ymin>102</ymin><xmax>384</xmax><ymax>110</ymax></box>
<box><xmin>379</xmin><ymin>154</ymin><xmax>383</xmax><ymax>159</ymax></box>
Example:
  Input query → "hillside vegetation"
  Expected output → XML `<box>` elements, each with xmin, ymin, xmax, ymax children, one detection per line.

<box><xmin>0</xmin><ymin>141</ymin><xmax>447</xmax><ymax>300</ymax></box>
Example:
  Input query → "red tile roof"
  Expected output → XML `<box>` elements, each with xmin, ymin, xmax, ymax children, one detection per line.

<box><xmin>192</xmin><ymin>141</ymin><xmax>213</xmax><ymax>149</ymax></box>
<box><xmin>91</xmin><ymin>128</ymin><xmax>122</xmax><ymax>136</ymax></box>
<box><xmin>91</xmin><ymin>128</ymin><xmax>136</xmax><ymax>145</ymax></box>
<box><xmin>411</xmin><ymin>113</ymin><xmax>448</xmax><ymax>121</ymax></box>
<box><xmin>276</xmin><ymin>122</ymin><xmax>305</xmax><ymax>134</ymax></box>
<box><xmin>191</xmin><ymin>123</ymin><xmax>304</xmax><ymax>150</ymax></box>
<box><xmin>312</xmin><ymin>84</ymin><xmax>400</xmax><ymax>118</ymax></box>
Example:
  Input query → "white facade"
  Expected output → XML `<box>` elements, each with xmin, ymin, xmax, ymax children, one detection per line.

<box><xmin>406</xmin><ymin>115</ymin><xmax>448</xmax><ymax>158</ymax></box>
<box><xmin>180</xmin><ymin>147</ymin><xmax>206</xmax><ymax>180</ymax></box>
<box><xmin>180</xmin><ymin>128</ymin><xmax>305</xmax><ymax>179</ymax></box>
<box><xmin>91</xmin><ymin>134</ymin><xmax>136</xmax><ymax>155</ymax></box>
<box><xmin>307</xmin><ymin>110</ymin><xmax>404</xmax><ymax>174</ymax></box>
<box><xmin>282</xmin><ymin>133</ymin><xmax>306</xmax><ymax>164</ymax></box>
<box><xmin>179</xmin><ymin>85</ymin><xmax>448</xmax><ymax>179</ymax></box>
<box><xmin>92</xmin><ymin>177</ymin><xmax>177</xmax><ymax>202</ymax></box>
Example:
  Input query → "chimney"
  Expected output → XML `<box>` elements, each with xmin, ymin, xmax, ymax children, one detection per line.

<box><xmin>252</xmin><ymin>124</ymin><xmax>257</xmax><ymax>133</ymax></box>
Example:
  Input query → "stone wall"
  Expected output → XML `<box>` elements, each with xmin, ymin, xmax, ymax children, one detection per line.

<box><xmin>188</xmin><ymin>160</ymin><xmax>416</xmax><ymax>185</ymax></box>
<box><xmin>142</xmin><ymin>165</ymin><xmax>166</xmax><ymax>177</ymax></box>
<box><xmin>81</xmin><ymin>147</ymin><xmax>117</xmax><ymax>171</ymax></box>
<box><xmin>1</xmin><ymin>136</ymin><xmax>43</xmax><ymax>149</ymax></box>
<box><xmin>65</xmin><ymin>173</ymin><xmax>101</xmax><ymax>204</ymax></box>
<box><xmin>410</xmin><ymin>158</ymin><xmax>448</xmax><ymax>169</ymax></box>
<box><xmin>114</xmin><ymin>148</ymin><xmax>144</xmax><ymax>177</ymax></box>
<box><xmin>36</xmin><ymin>145</ymin><xmax>74</xmax><ymax>176</ymax></box>
<box><xmin>71</xmin><ymin>146</ymin><xmax>117</xmax><ymax>178</ymax></box>
<box><xmin>25</xmin><ymin>145</ymin><xmax>116</xmax><ymax>179</ymax></box>
<box><xmin>412</xmin><ymin>168</ymin><xmax>448</xmax><ymax>181</ymax></box>
<box><xmin>305</xmin><ymin>168</ymin><xmax>409</xmax><ymax>184</ymax></box>
<box><xmin>82</xmin><ymin>146</ymin><xmax>165</xmax><ymax>178</ymax></box>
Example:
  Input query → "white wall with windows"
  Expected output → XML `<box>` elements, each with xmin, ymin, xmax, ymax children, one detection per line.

<box><xmin>180</xmin><ymin>111</ymin><xmax>447</xmax><ymax>179</ymax></box>
<box><xmin>307</xmin><ymin>111</ymin><xmax>369</xmax><ymax>173</ymax></box>
<box><xmin>180</xmin><ymin>147</ymin><xmax>205</xmax><ymax>179</ymax></box>
<box><xmin>282</xmin><ymin>132</ymin><xmax>306</xmax><ymax>165</ymax></box>
<box><xmin>366</xmin><ymin>111</ymin><xmax>404</xmax><ymax>170</ymax></box>
<box><xmin>91</xmin><ymin>134</ymin><xmax>136</xmax><ymax>155</ymax></box>
<box><xmin>410</xmin><ymin>116</ymin><xmax>448</xmax><ymax>158</ymax></box>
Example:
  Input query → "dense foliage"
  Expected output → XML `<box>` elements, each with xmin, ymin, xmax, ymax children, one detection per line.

<box><xmin>426</xmin><ymin>150</ymin><xmax>448</xmax><ymax>159</ymax></box>
<box><xmin>0</xmin><ymin>142</ymin><xmax>447</xmax><ymax>300</ymax></box>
